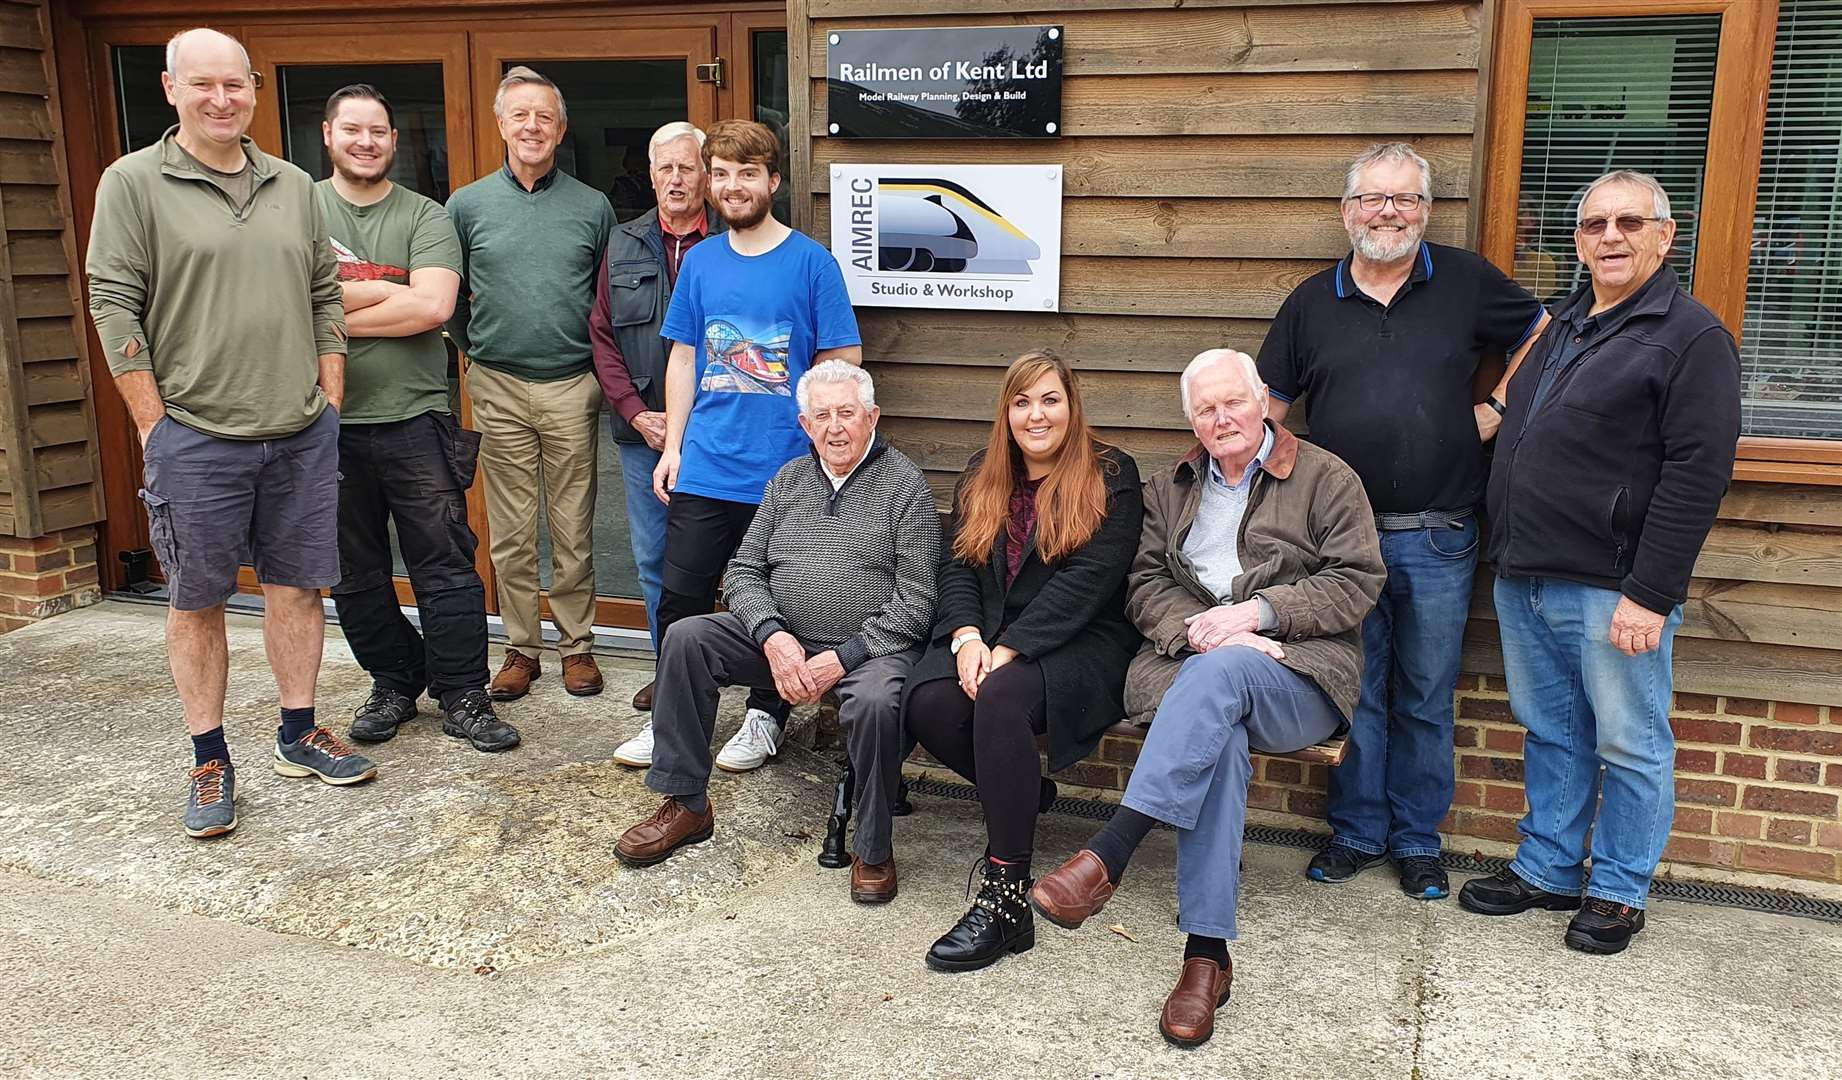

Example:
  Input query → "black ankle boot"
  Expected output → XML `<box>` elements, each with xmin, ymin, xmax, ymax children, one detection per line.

<box><xmin>925</xmin><ymin>858</ymin><xmax>1035</xmax><ymax>973</ymax></box>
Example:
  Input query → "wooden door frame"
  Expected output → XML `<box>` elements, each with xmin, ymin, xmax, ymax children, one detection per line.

<box><xmin>1478</xmin><ymin>0</ymin><xmax>1842</xmax><ymax>483</ymax></box>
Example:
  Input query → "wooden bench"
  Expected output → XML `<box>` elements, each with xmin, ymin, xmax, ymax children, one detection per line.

<box><xmin>813</xmin><ymin>705</ymin><xmax>1348</xmax><ymax>869</ymax></box>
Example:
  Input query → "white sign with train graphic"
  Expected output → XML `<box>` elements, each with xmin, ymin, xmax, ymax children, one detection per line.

<box><xmin>828</xmin><ymin>163</ymin><xmax>1062</xmax><ymax>312</ymax></box>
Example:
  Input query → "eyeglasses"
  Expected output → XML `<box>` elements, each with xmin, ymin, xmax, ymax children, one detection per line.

<box><xmin>1348</xmin><ymin>192</ymin><xmax>1425</xmax><ymax>212</ymax></box>
<box><xmin>1576</xmin><ymin>215</ymin><xmax>1663</xmax><ymax>238</ymax></box>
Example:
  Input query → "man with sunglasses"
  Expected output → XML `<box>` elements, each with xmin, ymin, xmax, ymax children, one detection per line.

<box><xmin>1257</xmin><ymin>143</ymin><xmax>1548</xmax><ymax>902</ymax></box>
<box><xmin>1460</xmin><ymin>171</ymin><xmax>1740</xmax><ymax>955</ymax></box>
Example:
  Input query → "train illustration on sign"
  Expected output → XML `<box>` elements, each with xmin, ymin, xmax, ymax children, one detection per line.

<box><xmin>875</xmin><ymin>178</ymin><xmax>1042</xmax><ymax>275</ymax></box>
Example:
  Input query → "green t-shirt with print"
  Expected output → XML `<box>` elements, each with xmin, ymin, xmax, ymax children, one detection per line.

<box><xmin>315</xmin><ymin>181</ymin><xmax>463</xmax><ymax>423</ymax></box>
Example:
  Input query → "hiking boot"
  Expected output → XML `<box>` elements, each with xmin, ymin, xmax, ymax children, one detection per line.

<box><xmin>350</xmin><ymin>686</ymin><xmax>418</xmax><ymax>743</ymax></box>
<box><xmin>273</xmin><ymin>727</ymin><xmax>379</xmax><ymax>785</ymax></box>
<box><xmin>562</xmin><ymin>654</ymin><xmax>603</xmax><ymax>696</ymax></box>
<box><xmin>1565</xmin><ymin>898</ymin><xmax>1646</xmax><ymax>954</ymax></box>
<box><xmin>1457</xmin><ymin>868</ymin><xmax>1584</xmax><ymax>916</ymax></box>
<box><xmin>442</xmin><ymin>689</ymin><xmax>521</xmax><ymax>752</ymax></box>
<box><xmin>184</xmin><ymin>760</ymin><xmax>238</xmax><ymax>839</ymax></box>
<box><xmin>1395</xmin><ymin>855</ymin><xmax>1451</xmax><ymax>900</ymax></box>
<box><xmin>1307</xmin><ymin>844</ymin><xmax>1387</xmax><ymax>883</ymax></box>
<box><xmin>489</xmin><ymin>651</ymin><xmax>540</xmax><ymax>701</ymax></box>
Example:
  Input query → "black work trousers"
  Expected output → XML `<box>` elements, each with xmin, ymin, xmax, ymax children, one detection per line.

<box><xmin>904</xmin><ymin>661</ymin><xmax>1051</xmax><ymax>863</ymax></box>
<box><xmin>330</xmin><ymin>412</ymin><xmax>489</xmax><ymax>708</ymax></box>
<box><xmin>656</xmin><ymin>490</ymin><xmax>786</xmax><ymax>721</ymax></box>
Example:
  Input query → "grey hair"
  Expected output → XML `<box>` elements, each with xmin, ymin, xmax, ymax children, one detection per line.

<box><xmin>165</xmin><ymin>28</ymin><xmax>251</xmax><ymax>79</ymax></box>
<box><xmin>1342</xmin><ymin>141</ymin><xmax>1434</xmax><ymax>202</ymax></box>
<box><xmin>797</xmin><ymin>359</ymin><xmax>876</xmax><ymax>416</ymax></box>
<box><xmin>1180</xmin><ymin>349</ymin><xmax>1264</xmax><ymax>415</ymax></box>
<box><xmin>493</xmin><ymin>66</ymin><xmax>567</xmax><ymax>125</ymax></box>
<box><xmin>649</xmin><ymin>122</ymin><xmax>706</xmax><ymax>166</ymax></box>
<box><xmin>1577</xmin><ymin>169</ymin><xmax>1672</xmax><ymax>223</ymax></box>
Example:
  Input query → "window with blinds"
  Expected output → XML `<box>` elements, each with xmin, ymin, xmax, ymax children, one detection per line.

<box><xmin>1510</xmin><ymin>16</ymin><xmax>1720</xmax><ymax>306</ymax></box>
<box><xmin>1740</xmin><ymin>0</ymin><xmax>1842</xmax><ymax>440</ymax></box>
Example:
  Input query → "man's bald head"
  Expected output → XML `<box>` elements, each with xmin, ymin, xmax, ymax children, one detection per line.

<box><xmin>165</xmin><ymin>28</ymin><xmax>250</xmax><ymax>81</ymax></box>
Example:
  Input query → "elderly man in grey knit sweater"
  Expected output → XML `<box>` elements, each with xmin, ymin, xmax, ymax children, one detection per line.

<box><xmin>615</xmin><ymin>360</ymin><xmax>941</xmax><ymax>902</ymax></box>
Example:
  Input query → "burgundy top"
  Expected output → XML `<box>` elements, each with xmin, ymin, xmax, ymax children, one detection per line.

<box><xmin>588</xmin><ymin>211</ymin><xmax>710</xmax><ymax>423</ymax></box>
<box><xmin>1004</xmin><ymin>475</ymin><xmax>1045</xmax><ymax>586</ymax></box>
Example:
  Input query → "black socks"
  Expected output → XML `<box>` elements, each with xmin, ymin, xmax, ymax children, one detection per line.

<box><xmin>191</xmin><ymin>726</ymin><xmax>229</xmax><ymax>768</ymax></box>
<box><xmin>1184</xmin><ymin>934</ymin><xmax>1230</xmax><ymax>969</ymax></box>
<box><xmin>1086</xmin><ymin>806</ymin><xmax>1158</xmax><ymax>885</ymax></box>
<box><xmin>678</xmin><ymin>792</ymin><xmax>710</xmax><ymax>815</ymax></box>
<box><xmin>279</xmin><ymin>706</ymin><xmax>316</xmax><ymax>745</ymax></box>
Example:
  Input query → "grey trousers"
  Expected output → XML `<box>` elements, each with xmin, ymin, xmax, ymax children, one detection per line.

<box><xmin>645</xmin><ymin>611</ymin><xmax>918</xmax><ymax>864</ymax></box>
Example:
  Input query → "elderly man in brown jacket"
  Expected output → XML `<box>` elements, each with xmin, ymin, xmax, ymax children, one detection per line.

<box><xmin>1029</xmin><ymin>349</ymin><xmax>1384</xmax><ymax>1048</ymax></box>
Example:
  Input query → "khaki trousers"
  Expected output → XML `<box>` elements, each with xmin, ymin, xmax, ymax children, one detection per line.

<box><xmin>464</xmin><ymin>361</ymin><xmax>600</xmax><ymax>657</ymax></box>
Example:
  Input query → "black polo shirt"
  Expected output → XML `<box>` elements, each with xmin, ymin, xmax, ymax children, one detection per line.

<box><xmin>1256</xmin><ymin>241</ymin><xmax>1545</xmax><ymax>515</ymax></box>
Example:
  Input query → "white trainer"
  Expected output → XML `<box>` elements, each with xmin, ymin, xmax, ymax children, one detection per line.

<box><xmin>612</xmin><ymin>720</ymin><xmax>655</xmax><ymax>768</ymax></box>
<box><xmin>715</xmin><ymin>708</ymin><xmax>784</xmax><ymax>773</ymax></box>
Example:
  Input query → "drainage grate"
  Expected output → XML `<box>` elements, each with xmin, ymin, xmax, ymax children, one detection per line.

<box><xmin>904</xmin><ymin>777</ymin><xmax>1842</xmax><ymax>924</ymax></box>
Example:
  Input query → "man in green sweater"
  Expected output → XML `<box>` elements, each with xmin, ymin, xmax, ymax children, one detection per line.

<box><xmin>86</xmin><ymin>28</ymin><xmax>378</xmax><ymax>841</ymax></box>
<box><xmin>447</xmin><ymin>66</ymin><xmax>616</xmax><ymax>702</ymax></box>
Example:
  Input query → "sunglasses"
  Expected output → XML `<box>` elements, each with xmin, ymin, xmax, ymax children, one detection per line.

<box><xmin>1576</xmin><ymin>215</ymin><xmax>1663</xmax><ymax>238</ymax></box>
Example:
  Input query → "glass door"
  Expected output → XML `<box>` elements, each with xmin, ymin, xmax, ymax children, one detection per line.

<box><xmin>471</xmin><ymin>28</ymin><xmax>719</xmax><ymax>632</ymax></box>
<box><xmin>245</xmin><ymin>32</ymin><xmax>483</xmax><ymax>608</ymax></box>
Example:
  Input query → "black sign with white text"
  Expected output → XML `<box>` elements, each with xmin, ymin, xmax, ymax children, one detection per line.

<box><xmin>826</xmin><ymin>25</ymin><xmax>1064</xmax><ymax>140</ymax></box>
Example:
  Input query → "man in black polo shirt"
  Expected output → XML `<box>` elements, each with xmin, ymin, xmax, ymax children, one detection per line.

<box><xmin>1257</xmin><ymin>142</ymin><xmax>1548</xmax><ymax>901</ymax></box>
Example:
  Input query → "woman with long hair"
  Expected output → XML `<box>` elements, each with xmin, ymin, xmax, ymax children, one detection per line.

<box><xmin>902</xmin><ymin>349</ymin><xmax>1144</xmax><ymax>973</ymax></box>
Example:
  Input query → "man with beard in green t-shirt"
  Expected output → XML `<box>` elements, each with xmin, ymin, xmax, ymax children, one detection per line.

<box><xmin>316</xmin><ymin>84</ymin><xmax>518</xmax><ymax>754</ymax></box>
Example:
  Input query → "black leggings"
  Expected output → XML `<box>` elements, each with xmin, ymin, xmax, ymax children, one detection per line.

<box><xmin>905</xmin><ymin>661</ymin><xmax>1049</xmax><ymax>864</ymax></box>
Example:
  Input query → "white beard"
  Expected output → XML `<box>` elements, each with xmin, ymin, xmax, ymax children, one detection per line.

<box><xmin>1350</xmin><ymin>219</ymin><xmax>1426</xmax><ymax>263</ymax></box>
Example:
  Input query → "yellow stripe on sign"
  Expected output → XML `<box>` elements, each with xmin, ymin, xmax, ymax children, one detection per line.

<box><xmin>880</xmin><ymin>182</ymin><xmax>1031</xmax><ymax>242</ymax></box>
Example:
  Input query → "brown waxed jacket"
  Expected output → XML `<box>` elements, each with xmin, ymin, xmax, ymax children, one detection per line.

<box><xmin>1123</xmin><ymin>420</ymin><xmax>1385</xmax><ymax>725</ymax></box>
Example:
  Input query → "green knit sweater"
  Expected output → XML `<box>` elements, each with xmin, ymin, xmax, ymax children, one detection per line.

<box><xmin>445</xmin><ymin>165</ymin><xmax>613</xmax><ymax>382</ymax></box>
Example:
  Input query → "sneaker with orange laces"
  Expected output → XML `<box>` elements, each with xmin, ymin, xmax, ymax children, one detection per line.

<box><xmin>184</xmin><ymin>760</ymin><xmax>238</xmax><ymax>838</ymax></box>
<box><xmin>273</xmin><ymin>726</ymin><xmax>379</xmax><ymax>786</ymax></box>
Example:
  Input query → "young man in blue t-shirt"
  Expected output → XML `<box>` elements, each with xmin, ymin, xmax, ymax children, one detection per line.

<box><xmin>610</xmin><ymin>119</ymin><xmax>862</xmax><ymax>774</ymax></box>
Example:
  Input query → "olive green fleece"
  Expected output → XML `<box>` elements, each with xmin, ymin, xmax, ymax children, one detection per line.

<box><xmin>85</xmin><ymin>126</ymin><xmax>345</xmax><ymax>440</ymax></box>
<box><xmin>445</xmin><ymin>166</ymin><xmax>613</xmax><ymax>383</ymax></box>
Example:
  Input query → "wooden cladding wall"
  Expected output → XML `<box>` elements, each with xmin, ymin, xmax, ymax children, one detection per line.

<box><xmin>0</xmin><ymin>0</ymin><xmax>100</xmax><ymax>538</ymax></box>
<box><xmin>791</xmin><ymin>0</ymin><xmax>1842</xmax><ymax>709</ymax></box>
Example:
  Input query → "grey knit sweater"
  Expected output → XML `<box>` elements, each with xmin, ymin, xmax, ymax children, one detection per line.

<box><xmin>723</xmin><ymin>436</ymin><xmax>941</xmax><ymax>670</ymax></box>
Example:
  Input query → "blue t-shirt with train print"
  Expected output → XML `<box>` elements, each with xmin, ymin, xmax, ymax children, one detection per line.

<box><xmin>662</xmin><ymin>228</ymin><xmax>860</xmax><ymax>504</ymax></box>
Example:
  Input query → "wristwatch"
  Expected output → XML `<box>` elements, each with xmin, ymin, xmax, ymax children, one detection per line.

<box><xmin>950</xmin><ymin>630</ymin><xmax>982</xmax><ymax>655</ymax></box>
<box><xmin>1486</xmin><ymin>397</ymin><xmax>1506</xmax><ymax>416</ymax></box>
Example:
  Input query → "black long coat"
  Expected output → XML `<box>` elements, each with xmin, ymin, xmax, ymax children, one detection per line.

<box><xmin>901</xmin><ymin>446</ymin><xmax>1145</xmax><ymax>771</ymax></box>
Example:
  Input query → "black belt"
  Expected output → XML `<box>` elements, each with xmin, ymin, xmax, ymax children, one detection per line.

<box><xmin>1374</xmin><ymin>509</ymin><xmax>1473</xmax><ymax>531</ymax></box>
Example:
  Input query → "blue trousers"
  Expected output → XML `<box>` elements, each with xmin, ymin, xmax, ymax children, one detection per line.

<box><xmin>1123</xmin><ymin>646</ymin><xmax>1344</xmax><ymax>940</ymax></box>
<box><xmin>616</xmin><ymin>439</ymin><xmax>668</xmax><ymax>651</ymax></box>
<box><xmin>1494</xmin><ymin>575</ymin><xmax>1682</xmax><ymax>909</ymax></box>
<box><xmin>1327</xmin><ymin>519</ymin><xmax>1478</xmax><ymax>859</ymax></box>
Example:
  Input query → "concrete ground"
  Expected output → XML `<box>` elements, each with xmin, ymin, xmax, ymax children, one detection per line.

<box><xmin>0</xmin><ymin>602</ymin><xmax>1838</xmax><ymax>1080</ymax></box>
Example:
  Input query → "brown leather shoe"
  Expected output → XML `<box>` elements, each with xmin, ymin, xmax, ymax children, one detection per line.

<box><xmin>1029</xmin><ymin>849</ymin><xmax>1116</xmax><ymax>930</ymax></box>
<box><xmin>632</xmin><ymin>680</ymin><xmax>655</xmax><ymax>712</ymax></box>
<box><xmin>562</xmin><ymin>654</ymin><xmax>603</xmax><ymax>696</ymax></box>
<box><xmin>488</xmin><ymin>651</ymin><xmax>540</xmax><ymax>701</ymax></box>
<box><xmin>850</xmin><ymin>856</ymin><xmax>898</xmax><ymax>904</ymax></box>
<box><xmin>615</xmin><ymin>797</ymin><xmax>715</xmax><ymax>867</ymax></box>
<box><xmin>1160</xmin><ymin>955</ymin><xmax>1233</xmax><ymax>1048</ymax></box>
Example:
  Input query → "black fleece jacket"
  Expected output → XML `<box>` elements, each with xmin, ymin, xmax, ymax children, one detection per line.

<box><xmin>1485</xmin><ymin>265</ymin><xmax>1740</xmax><ymax>614</ymax></box>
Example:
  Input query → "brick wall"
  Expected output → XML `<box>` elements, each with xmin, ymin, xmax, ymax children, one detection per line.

<box><xmin>0</xmin><ymin>526</ymin><xmax>102</xmax><ymax>632</ymax></box>
<box><xmin>907</xmin><ymin>672</ymin><xmax>1842</xmax><ymax>887</ymax></box>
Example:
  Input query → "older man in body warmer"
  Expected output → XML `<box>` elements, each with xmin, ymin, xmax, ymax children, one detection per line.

<box><xmin>1029</xmin><ymin>350</ymin><xmax>1384</xmax><ymax>1049</ymax></box>
<box><xmin>1459</xmin><ymin>171</ymin><xmax>1741</xmax><ymax>956</ymax></box>
<box><xmin>614</xmin><ymin>362</ymin><xmax>940</xmax><ymax>904</ymax></box>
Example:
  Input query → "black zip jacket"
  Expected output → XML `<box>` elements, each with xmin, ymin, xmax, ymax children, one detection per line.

<box><xmin>1485</xmin><ymin>265</ymin><xmax>1740</xmax><ymax>615</ymax></box>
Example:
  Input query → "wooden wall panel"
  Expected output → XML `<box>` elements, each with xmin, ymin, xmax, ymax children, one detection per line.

<box><xmin>0</xmin><ymin>0</ymin><xmax>101</xmax><ymax>537</ymax></box>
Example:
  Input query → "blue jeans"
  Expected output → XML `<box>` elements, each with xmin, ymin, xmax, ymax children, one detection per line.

<box><xmin>616</xmin><ymin>439</ymin><xmax>668</xmax><ymax>651</ymax></box>
<box><xmin>1327</xmin><ymin>518</ymin><xmax>1478</xmax><ymax>859</ymax></box>
<box><xmin>1122</xmin><ymin>646</ymin><xmax>1344</xmax><ymax>940</ymax></box>
<box><xmin>1494</xmin><ymin>575</ymin><xmax>1683</xmax><ymax>909</ymax></box>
